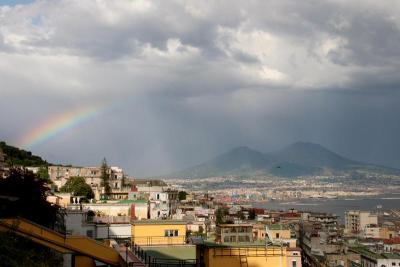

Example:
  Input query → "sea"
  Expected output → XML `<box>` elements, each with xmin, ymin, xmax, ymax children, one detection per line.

<box><xmin>253</xmin><ymin>193</ymin><xmax>400</xmax><ymax>221</ymax></box>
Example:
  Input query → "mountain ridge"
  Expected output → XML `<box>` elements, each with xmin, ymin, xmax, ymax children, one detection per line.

<box><xmin>170</xmin><ymin>142</ymin><xmax>400</xmax><ymax>178</ymax></box>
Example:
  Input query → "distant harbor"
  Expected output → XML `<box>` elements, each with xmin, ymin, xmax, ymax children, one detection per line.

<box><xmin>253</xmin><ymin>193</ymin><xmax>400</xmax><ymax>221</ymax></box>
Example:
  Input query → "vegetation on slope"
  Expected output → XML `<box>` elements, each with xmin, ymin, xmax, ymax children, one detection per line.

<box><xmin>0</xmin><ymin>141</ymin><xmax>48</xmax><ymax>166</ymax></box>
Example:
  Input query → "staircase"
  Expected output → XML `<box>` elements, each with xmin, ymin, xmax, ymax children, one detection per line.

<box><xmin>239</xmin><ymin>248</ymin><xmax>248</xmax><ymax>267</ymax></box>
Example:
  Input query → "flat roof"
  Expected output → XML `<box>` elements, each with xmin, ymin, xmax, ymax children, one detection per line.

<box><xmin>118</xmin><ymin>199</ymin><xmax>148</xmax><ymax>204</ymax></box>
<box><xmin>132</xmin><ymin>220</ymin><xmax>186</xmax><ymax>225</ymax></box>
<box><xmin>203</xmin><ymin>239</ymin><xmax>287</xmax><ymax>248</ymax></box>
<box><xmin>268</xmin><ymin>224</ymin><xmax>290</xmax><ymax>230</ymax></box>
<box><xmin>350</xmin><ymin>246</ymin><xmax>400</xmax><ymax>259</ymax></box>
<box><xmin>218</xmin><ymin>224</ymin><xmax>253</xmax><ymax>227</ymax></box>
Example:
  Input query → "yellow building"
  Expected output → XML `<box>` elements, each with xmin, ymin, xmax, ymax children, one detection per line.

<box><xmin>131</xmin><ymin>220</ymin><xmax>186</xmax><ymax>246</ymax></box>
<box><xmin>266</xmin><ymin>224</ymin><xmax>297</xmax><ymax>248</ymax></box>
<box><xmin>266</xmin><ymin>224</ymin><xmax>291</xmax><ymax>239</ymax></box>
<box><xmin>380</xmin><ymin>226</ymin><xmax>397</xmax><ymax>239</ymax></box>
<box><xmin>197</xmin><ymin>244</ymin><xmax>302</xmax><ymax>267</ymax></box>
<box><xmin>253</xmin><ymin>223</ymin><xmax>267</xmax><ymax>241</ymax></box>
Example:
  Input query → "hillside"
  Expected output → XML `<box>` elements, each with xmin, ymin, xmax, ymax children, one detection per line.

<box><xmin>171</xmin><ymin>142</ymin><xmax>400</xmax><ymax>178</ymax></box>
<box><xmin>0</xmin><ymin>141</ymin><xmax>48</xmax><ymax>167</ymax></box>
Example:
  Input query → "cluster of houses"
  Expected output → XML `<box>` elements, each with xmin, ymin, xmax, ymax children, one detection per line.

<box><xmin>1</xmin><ymin>156</ymin><xmax>400</xmax><ymax>267</ymax></box>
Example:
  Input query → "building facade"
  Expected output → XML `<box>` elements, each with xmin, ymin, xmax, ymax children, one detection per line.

<box><xmin>196</xmin><ymin>244</ymin><xmax>301</xmax><ymax>267</ymax></box>
<box><xmin>345</xmin><ymin>211</ymin><xmax>378</xmax><ymax>236</ymax></box>
<box><xmin>131</xmin><ymin>220</ymin><xmax>187</xmax><ymax>246</ymax></box>
<box><xmin>216</xmin><ymin>224</ymin><xmax>254</xmax><ymax>243</ymax></box>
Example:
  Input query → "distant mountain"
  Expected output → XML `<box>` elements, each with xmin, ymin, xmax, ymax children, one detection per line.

<box><xmin>174</xmin><ymin>146</ymin><xmax>270</xmax><ymax>178</ymax></box>
<box><xmin>0</xmin><ymin>141</ymin><xmax>48</xmax><ymax>167</ymax></box>
<box><xmin>171</xmin><ymin>142</ymin><xmax>400</xmax><ymax>178</ymax></box>
<box><xmin>268</xmin><ymin>141</ymin><xmax>360</xmax><ymax>169</ymax></box>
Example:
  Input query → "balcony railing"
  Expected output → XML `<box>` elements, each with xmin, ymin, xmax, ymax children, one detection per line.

<box><xmin>91</xmin><ymin>216</ymin><xmax>131</xmax><ymax>224</ymax></box>
<box><xmin>132</xmin><ymin>236</ymin><xmax>187</xmax><ymax>246</ymax></box>
<box><xmin>212</xmin><ymin>246</ymin><xmax>285</xmax><ymax>257</ymax></box>
<box><xmin>132</xmin><ymin>243</ymin><xmax>197</xmax><ymax>267</ymax></box>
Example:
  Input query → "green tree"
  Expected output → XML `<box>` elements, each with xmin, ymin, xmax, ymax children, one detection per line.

<box><xmin>238</xmin><ymin>211</ymin><xmax>245</xmax><ymax>220</ymax></box>
<box><xmin>122</xmin><ymin>175</ymin><xmax>126</xmax><ymax>187</ymax></box>
<box><xmin>37</xmin><ymin>166</ymin><xmax>50</xmax><ymax>182</ymax></box>
<box><xmin>0</xmin><ymin>141</ymin><xmax>48</xmax><ymax>167</ymax></box>
<box><xmin>60</xmin><ymin>176</ymin><xmax>94</xmax><ymax>200</ymax></box>
<box><xmin>198</xmin><ymin>225</ymin><xmax>204</xmax><ymax>234</ymax></box>
<box><xmin>178</xmin><ymin>191</ymin><xmax>187</xmax><ymax>201</ymax></box>
<box><xmin>0</xmin><ymin>168</ymin><xmax>64</xmax><ymax>229</ymax></box>
<box><xmin>100</xmin><ymin>158</ymin><xmax>111</xmax><ymax>195</ymax></box>
<box><xmin>248</xmin><ymin>209</ymin><xmax>256</xmax><ymax>220</ymax></box>
<box><xmin>216</xmin><ymin>207</ymin><xmax>229</xmax><ymax>224</ymax></box>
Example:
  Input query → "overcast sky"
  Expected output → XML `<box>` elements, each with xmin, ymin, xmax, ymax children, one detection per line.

<box><xmin>1</xmin><ymin>0</ymin><xmax>400</xmax><ymax>177</ymax></box>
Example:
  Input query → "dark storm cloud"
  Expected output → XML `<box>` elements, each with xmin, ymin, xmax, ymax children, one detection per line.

<box><xmin>0</xmin><ymin>0</ymin><xmax>400</xmax><ymax>176</ymax></box>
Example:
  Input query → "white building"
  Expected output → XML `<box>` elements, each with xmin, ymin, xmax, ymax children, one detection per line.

<box><xmin>345</xmin><ymin>210</ymin><xmax>378</xmax><ymax>236</ymax></box>
<box><xmin>363</xmin><ymin>224</ymin><xmax>381</xmax><ymax>239</ymax></box>
<box><xmin>355</xmin><ymin>247</ymin><xmax>400</xmax><ymax>267</ymax></box>
<box><xmin>48</xmin><ymin>165</ymin><xmax>125</xmax><ymax>194</ymax></box>
<box><xmin>65</xmin><ymin>210</ymin><xmax>131</xmax><ymax>240</ymax></box>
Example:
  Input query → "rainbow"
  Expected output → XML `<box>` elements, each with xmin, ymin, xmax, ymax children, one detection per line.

<box><xmin>18</xmin><ymin>105</ymin><xmax>102</xmax><ymax>149</ymax></box>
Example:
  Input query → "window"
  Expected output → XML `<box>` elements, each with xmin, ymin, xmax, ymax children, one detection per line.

<box><xmin>86</xmin><ymin>230</ymin><xmax>94</xmax><ymax>238</ymax></box>
<box><xmin>392</xmin><ymin>263</ymin><xmax>396</xmax><ymax>266</ymax></box>
<box><xmin>276</xmin><ymin>233</ymin><xmax>280</xmax><ymax>238</ymax></box>
<box><xmin>164</xmin><ymin>230</ymin><xmax>179</xmax><ymax>237</ymax></box>
<box><xmin>292</xmin><ymin>261</ymin><xmax>297</xmax><ymax>267</ymax></box>
<box><xmin>238</xmin><ymin>236</ymin><xmax>250</xmax><ymax>242</ymax></box>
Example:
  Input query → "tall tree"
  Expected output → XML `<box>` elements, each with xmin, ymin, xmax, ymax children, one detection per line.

<box><xmin>100</xmin><ymin>158</ymin><xmax>111</xmax><ymax>195</ymax></box>
<box><xmin>0</xmin><ymin>168</ymin><xmax>64</xmax><ymax>230</ymax></box>
<box><xmin>178</xmin><ymin>191</ymin><xmax>187</xmax><ymax>201</ymax></box>
<box><xmin>216</xmin><ymin>207</ymin><xmax>230</xmax><ymax>225</ymax></box>
<box><xmin>37</xmin><ymin>166</ymin><xmax>50</xmax><ymax>182</ymax></box>
<box><xmin>60</xmin><ymin>176</ymin><xmax>94</xmax><ymax>200</ymax></box>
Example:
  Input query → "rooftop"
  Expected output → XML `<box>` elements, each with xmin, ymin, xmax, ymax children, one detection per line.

<box><xmin>118</xmin><ymin>199</ymin><xmax>148</xmax><ymax>204</ymax></box>
<box><xmin>350</xmin><ymin>246</ymin><xmax>400</xmax><ymax>259</ymax></box>
<box><xmin>132</xmin><ymin>220</ymin><xmax>186</xmax><ymax>225</ymax></box>
<box><xmin>268</xmin><ymin>224</ymin><xmax>290</xmax><ymax>230</ymax></box>
<box><xmin>217</xmin><ymin>224</ymin><xmax>253</xmax><ymax>227</ymax></box>
<box><xmin>142</xmin><ymin>246</ymin><xmax>196</xmax><ymax>260</ymax></box>
<box><xmin>384</xmin><ymin>237</ymin><xmax>400</xmax><ymax>245</ymax></box>
<box><xmin>133</xmin><ymin>179</ymin><xmax>167</xmax><ymax>186</ymax></box>
<box><xmin>203</xmin><ymin>239</ymin><xmax>275</xmax><ymax>248</ymax></box>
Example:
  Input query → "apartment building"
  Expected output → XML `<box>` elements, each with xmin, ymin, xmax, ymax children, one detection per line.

<box><xmin>266</xmin><ymin>224</ymin><xmax>297</xmax><ymax>248</ymax></box>
<box><xmin>196</xmin><ymin>244</ymin><xmax>302</xmax><ymax>267</ymax></box>
<box><xmin>48</xmin><ymin>165</ymin><xmax>124</xmax><ymax>193</ymax></box>
<box><xmin>345</xmin><ymin>210</ymin><xmax>378</xmax><ymax>235</ymax></box>
<box><xmin>301</xmin><ymin>212</ymin><xmax>342</xmax><ymax>257</ymax></box>
<box><xmin>132</xmin><ymin>180</ymin><xmax>179</xmax><ymax>219</ymax></box>
<box><xmin>131</xmin><ymin>220</ymin><xmax>187</xmax><ymax>246</ymax></box>
<box><xmin>351</xmin><ymin>246</ymin><xmax>400</xmax><ymax>267</ymax></box>
<box><xmin>216</xmin><ymin>224</ymin><xmax>254</xmax><ymax>243</ymax></box>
